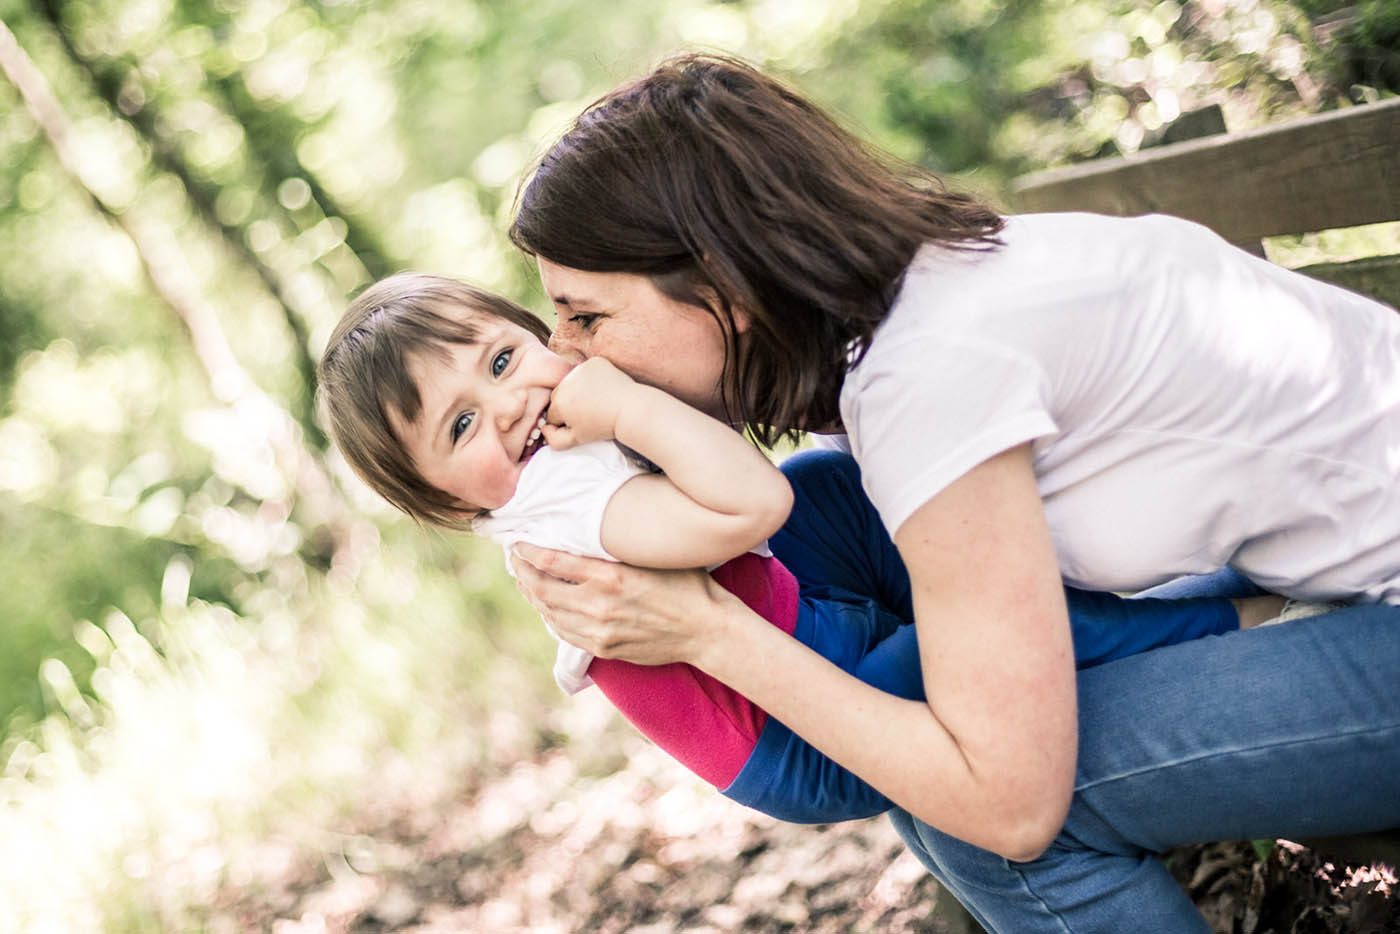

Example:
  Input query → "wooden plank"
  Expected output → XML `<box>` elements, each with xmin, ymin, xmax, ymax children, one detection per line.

<box><xmin>1013</xmin><ymin>98</ymin><xmax>1400</xmax><ymax>243</ymax></box>
<box><xmin>1297</xmin><ymin>253</ymin><xmax>1400</xmax><ymax>310</ymax></box>
<box><xmin>1150</xmin><ymin>103</ymin><xmax>1226</xmax><ymax>147</ymax></box>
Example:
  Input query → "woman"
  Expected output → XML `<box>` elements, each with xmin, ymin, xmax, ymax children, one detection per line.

<box><xmin>505</xmin><ymin>54</ymin><xmax>1400</xmax><ymax>932</ymax></box>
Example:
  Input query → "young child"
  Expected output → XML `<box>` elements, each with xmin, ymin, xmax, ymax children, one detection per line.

<box><xmin>318</xmin><ymin>272</ymin><xmax>1282</xmax><ymax>824</ymax></box>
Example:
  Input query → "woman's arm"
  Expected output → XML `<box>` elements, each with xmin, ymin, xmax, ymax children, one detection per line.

<box><xmin>545</xmin><ymin>358</ymin><xmax>793</xmax><ymax>568</ymax></box>
<box><xmin>514</xmin><ymin>444</ymin><xmax>1078</xmax><ymax>859</ymax></box>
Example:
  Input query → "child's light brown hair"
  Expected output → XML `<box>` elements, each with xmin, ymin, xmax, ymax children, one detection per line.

<box><xmin>317</xmin><ymin>272</ymin><xmax>553</xmax><ymax>528</ymax></box>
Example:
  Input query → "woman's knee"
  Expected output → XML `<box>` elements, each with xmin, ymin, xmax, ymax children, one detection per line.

<box><xmin>890</xmin><ymin>809</ymin><xmax>1211</xmax><ymax>933</ymax></box>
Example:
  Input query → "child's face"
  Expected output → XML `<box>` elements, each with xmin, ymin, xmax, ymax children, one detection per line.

<box><xmin>394</xmin><ymin>314</ymin><xmax>573</xmax><ymax>512</ymax></box>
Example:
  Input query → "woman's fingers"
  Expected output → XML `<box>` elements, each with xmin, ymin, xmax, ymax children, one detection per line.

<box><xmin>512</xmin><ymin>543</ymin><xmax>616</xmax><ymax>586</ymax></box>
<box><xmin>510</xmin><ymin>545</ymin><xmax>622</xmax><ymax>654</ymax></box>
<box><xmin>509</xmin><ymin>544</ymin><xmax>722</xmax><ymax>665</ymax></box>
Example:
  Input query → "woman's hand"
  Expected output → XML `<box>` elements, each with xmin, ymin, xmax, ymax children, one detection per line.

<box><xmin>541</xmin><ymin>357</ymin><xmax>638</xmax><ymax>450</ymax></box>
<box><xmin>510</xmin><ymin>542</ymin><xmax>729</xmax><ymax>666</ymax></box>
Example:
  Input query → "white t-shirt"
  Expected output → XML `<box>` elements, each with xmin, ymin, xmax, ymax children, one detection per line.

<box><xmin>841</xmin><ymin>212</ymin><xmax>1400</xmax><ymax>604</ymax></box>
<box><xmin>475</xmin><ymin>442</ymin><xmax>647</xmax><ymax>693</ymax></box>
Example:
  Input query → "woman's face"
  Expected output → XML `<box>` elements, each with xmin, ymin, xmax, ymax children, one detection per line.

<box><xmin>537</xmin><ymin>258</ymin><xmax>739</xmax><ymax>422</ymax></box>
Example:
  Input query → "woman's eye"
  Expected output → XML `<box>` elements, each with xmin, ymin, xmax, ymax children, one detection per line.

<box><xmin>490</xmin><ymin>348</ymin><xmax>512</xmax><ymax>377</ymax></box>
<box><xmin>450</xmin><ymin>411</ymin><xmax>474</xmax><ymax>443</ymax></box>
<box><xmin>568</xmin><ymin>313</ymin><xmax>599</xmax><ymax>331</ymax></box>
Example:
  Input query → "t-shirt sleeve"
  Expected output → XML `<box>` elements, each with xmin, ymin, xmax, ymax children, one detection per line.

<box><xmin>843</xmin><ymin>334</ymin><xmax>1057</xmax><ymax>536</ymax></box>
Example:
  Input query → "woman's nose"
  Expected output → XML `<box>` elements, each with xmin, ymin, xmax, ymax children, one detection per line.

<box><xmin>547</xmin><ymin>331</ymin><xmax>586</xmax><ymax>364</ymax></box>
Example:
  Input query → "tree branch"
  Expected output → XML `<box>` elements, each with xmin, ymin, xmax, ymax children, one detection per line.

<box><xmin>0</xmin><ymin>14</ymin><xmax>366</xmax><ymax>577</ymax></box>
<box><xmin>31</xmin><ymin>0</ymin><xmax>330</xmax><ymax>449</ymax></box>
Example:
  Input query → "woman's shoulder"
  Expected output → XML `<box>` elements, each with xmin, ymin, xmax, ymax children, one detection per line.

<box><xmin>890</xmin><ymin>212</ymin><xmax>1204</xmax><ymax>332</ymax></box>
<box><xmin>848</xmin><ymin>211</ymin><xmax>1207</xmax><ymax>398</ymax></box>
<box><xmin>907</xmin><ymin>211</ymin><xmax>1201</xmax><ymax>280</ymax></box>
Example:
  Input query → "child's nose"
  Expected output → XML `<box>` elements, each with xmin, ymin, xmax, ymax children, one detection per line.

<box><xmin>493</xmin><ymin>384</ymin><xmax>528</xmax><ymax>429</ymax></box>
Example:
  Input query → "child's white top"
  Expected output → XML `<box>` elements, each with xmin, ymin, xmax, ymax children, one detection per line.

<box><xmin>475</xmin><ymin>442</ymin><xmax>647</xmax><ymax>693</ymax></box>
<box><xmin>841</xmin><ymin>212</ymin><xmax>1400</xmax><ymax>603</ymax></box>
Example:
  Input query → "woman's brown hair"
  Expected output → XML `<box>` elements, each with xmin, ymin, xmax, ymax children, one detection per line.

<box><xmin>317</xmin><ymin>272</ymin><xmax>552</xmax><ymax>529</ymax></box>
<box><xmin>509</xmin><ymin>53</ymin><xmax>1003</xmax><ymax>445</ymax></box>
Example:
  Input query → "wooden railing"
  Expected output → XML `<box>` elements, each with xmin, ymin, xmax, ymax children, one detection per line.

<box><xmin>1013</xmin><ymin>97</ymin><xmax>1400</xmax><ymax>307</ymax></box>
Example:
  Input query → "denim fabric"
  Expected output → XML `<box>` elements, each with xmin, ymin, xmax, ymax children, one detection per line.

<box><xmin>1136</xmin><ymin>564</ymin><xmax>1267</xmax><ymax>600</ymax></box>
<box><xmin>773</xmin><ymin>449</ymin><xmax>1237</xmax><ymax>671</ymax></box>
<box><xmin>770</xmin><ymin>448</ymin><xmax>916</xmax><ymax>620</ymax></box>
<box><xmin>722</xmin><ymin>450</ymin><xmax>1240</xmax><ymax>824</ymax></box>
<box><xmin>891</xmin><ymin>604</ymin><xmax>1400</xmax><ymax>933</ymax></box>
<box><xmin>721</xmin><ymin>592</ymin><xmax>916</xmax><ymax>823</ymax></box>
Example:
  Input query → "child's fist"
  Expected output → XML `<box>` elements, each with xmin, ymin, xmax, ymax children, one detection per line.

<box><xmin>541</xmin><ymin>357</ymin><xmax>637</xmax><ymax>449</ymax></box>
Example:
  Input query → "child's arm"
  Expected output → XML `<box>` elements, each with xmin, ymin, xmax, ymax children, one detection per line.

<box><xmin>543</xmin><ymin>358</ymin><xmax>793</xmax><ymax>568</ymax></box>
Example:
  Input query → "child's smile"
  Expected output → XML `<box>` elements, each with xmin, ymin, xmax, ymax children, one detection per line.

<box><xmin>522</xmin><ymin>412</ymin><xmax>549</xmax><ymax>463</ymax></box>
<box><xmin>394</xmin><ymin>317</ymin><xmax>573</xmax><ymax>513</ymax></box>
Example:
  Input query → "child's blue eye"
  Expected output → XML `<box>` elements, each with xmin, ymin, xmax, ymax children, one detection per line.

<box><xmin>491</xmin><ymin>348</ymin><xmax>512</xmax><ymax>377</ymax></box>
<box><xmin>450</xmin><ymin>412</ymin><xmax>474</xmax><ymax>443</ymax></box>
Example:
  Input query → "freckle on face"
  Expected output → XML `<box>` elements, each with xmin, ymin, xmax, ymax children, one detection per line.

<box><xmin>539</xmin><ymin>260</ymin><xmax>733</xmax><ymax>421</ymax></box>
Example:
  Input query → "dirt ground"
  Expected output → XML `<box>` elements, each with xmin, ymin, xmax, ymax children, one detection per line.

<box><xmin>219</xmin><ymin>704</ymin><xmax>1397</xmax><ymax>934</ymax></box>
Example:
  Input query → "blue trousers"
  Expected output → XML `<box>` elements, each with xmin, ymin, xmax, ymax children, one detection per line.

<box><xmin>890</xmin><ymin>606</ymin><xmax>1400</xmax><ymax>933</ymax></box>
<box><xmin>795</xmin><ymin>453</ymin><xmax>1400</xmax><ymax>932</ymax></box>
<box><xmin>722</xmin><ymin>450</ymin><xmax>1239</xmax><ymax>824</ymax></box>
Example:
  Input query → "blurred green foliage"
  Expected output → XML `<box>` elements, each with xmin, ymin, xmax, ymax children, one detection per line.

<box><xmin>0</xmin><ymin>0</ymin><xmax>1394</xmax><ymax>927</ymax></box>
<box><xmin>1293</xmin><ymin>0</ymin><xmax>1400</xmax><ymax>91</ymax></box>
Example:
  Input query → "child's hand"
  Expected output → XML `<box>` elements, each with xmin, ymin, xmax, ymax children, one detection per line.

<box><xmin>543</xmin><ymin>357</ymin><xmax>638</xmax><ymax>449</ymax></box>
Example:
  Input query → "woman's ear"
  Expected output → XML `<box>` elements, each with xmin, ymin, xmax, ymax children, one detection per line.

<box><xmin>730</xmin><ymin>305</ymin><xmax>752</xmax><ymax>334</ymax></box>
<box><xmin>695</xmin><ymin>283</ymin><xmax>751</xmax><ymax>334</ymax></box>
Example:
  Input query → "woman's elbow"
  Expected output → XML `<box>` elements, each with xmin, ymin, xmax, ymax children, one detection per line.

<box><xmin>987</xmin><ymin>785</ymin><xmax>1073</xmax><ymax>862</ymax></box>
<box><xmin>904</xmin><ymin>778</ymin><xmax>1071</xmax><ymax>863</ymax></box>
<box><xmin>995</xmin><ymin>812</ymin><xmax>1066</xmax><ymax>863</ymax></box>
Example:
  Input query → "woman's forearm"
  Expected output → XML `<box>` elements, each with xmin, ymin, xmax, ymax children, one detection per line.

<box><xmin>514</xmin><ymin>537</ymin><xmax>1075</xmax><ymax>858</ymax></box>
<box><xmin>699</xmin><ymin>445</ymin><xmax>1077</xmax><ymax>858</ymax></box>
<box><xmin>695</xmin><ymin>579</ymin><xmax>1075</xmax><ymax>859</ymax></box>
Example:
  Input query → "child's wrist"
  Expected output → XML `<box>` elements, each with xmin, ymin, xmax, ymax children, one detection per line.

<box><xmin>613</xmin><ymin>383</ymin><xmax>673</xmax><ymax>445</ymax></box>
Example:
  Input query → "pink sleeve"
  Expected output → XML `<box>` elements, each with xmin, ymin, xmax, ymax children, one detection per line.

<box><xmin>587</xmin><ymin>553</ymin><xmax>799</xmax><ymax>788</ymax></box>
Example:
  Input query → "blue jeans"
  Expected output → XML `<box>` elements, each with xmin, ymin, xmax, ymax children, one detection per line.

<box><xmin>774</xmin><ymin>450</ymin><xmax>1237</xmax><ymax>674</ymax></box>
<box><xmin>732</xmin><ymin>451</ymin><xmax>1241</xmax><ymax>824</ymax></box>
<box><xmin>779</xmin><ymin>450</ymin><xmax>1400</xmax><ymax>930</ymax></box>
<box><xmin>888</xmin><ymin>582</ymin><xmax>1400</xmax><ymax>932</ymax></box>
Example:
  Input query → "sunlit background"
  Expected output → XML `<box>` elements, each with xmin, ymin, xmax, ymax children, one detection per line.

<box><xmin>0</xmin><ymin>0</ymin><xmax>1396</xmax><ymax>929</ymax></box>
